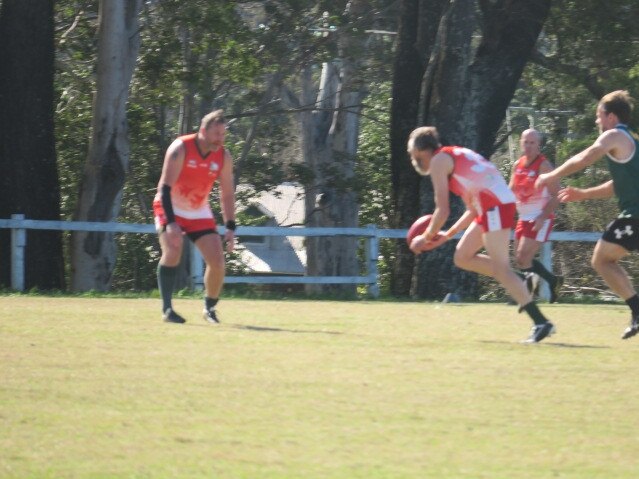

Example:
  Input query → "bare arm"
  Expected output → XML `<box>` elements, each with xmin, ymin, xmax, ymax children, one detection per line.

<box><xmin>408</xmin><ymin>153</ymin><xmax>454</xmax><ymax>254</ymax></box>
<box><xmin>157</xmin><ymin>139</ymin><xmax>185</xmax><ymax>190</ymax></box>
<box><xmin>558</xmin><ymin>180</ymin><xmax>615</xmax><ymax>202</ymax></box>
<box><xmin>536</xmin><ymin>130</ymin><xmax>619</xmax><ymax>189</ymax></box>
<box><xmin>542</xmin><ymin>142</ymin><xmax>606</xmax><ymax>181</ymax></box>
<box><xmin>218</xmin><ymin>150</ymin><xmax>236</xmax><ymax>223</ymax></box>
<box><xmin>218</xmin><ymin>150</ymin><xmax>236</xmax><ymax>252</ymax></box>
<box><xmin>423</xmin><ymin>153</ymin><xmax>454</xmax><ymax>240</ymax></box>
<box><xmin>443</xmin><ymin>209</ymin><xmax>475</xmax><ymax>240</ymax></box>
<box><xmin>508</xmin><ymin>163</ymin><xmax>516</xmax><ymax>190</ymax></box>
<box><xmin>534</xmin><ymin>159</ymin><xmax>561</xmax><ymax>228</ymax></box>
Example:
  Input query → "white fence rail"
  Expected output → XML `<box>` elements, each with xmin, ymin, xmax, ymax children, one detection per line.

<box><xmin>0</xmin><ymin>214</ymin><xmax>601</xmax><ymax>298</ymax></box>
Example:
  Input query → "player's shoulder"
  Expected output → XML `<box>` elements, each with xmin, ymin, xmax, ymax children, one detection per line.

<box><xmin>539</xmin><ymin>155</ymin><xmax>555</xmax><ymax>170</ymax></box>
<box><xmin>166</xmin><ymin>137</ymin><xmax>186</xmax><ymax>157</ymax></box>
<box><xmin>598</xmin><ymin>127</ymin><xmax>632</xmax><ymax>149</ymax></box>
<box><xmin>432</xmin><ymin>149</ymin><xmax>455</xmax><ymax>168</ymax></box>
<box><xmin>512</xmin><ymin>155</ymin><xmax>525</xmax><ymax>169</ymax></box>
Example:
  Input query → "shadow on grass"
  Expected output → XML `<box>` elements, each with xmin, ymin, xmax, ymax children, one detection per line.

<box><xmin>478</xmin><ymin>340</ymin><xmax>610</xmax><ymax>349</ymax></box>
<box><xmin>227</xmin><ymin>323</ymin><xmax>343</xmax><ymax>335</ymax></box>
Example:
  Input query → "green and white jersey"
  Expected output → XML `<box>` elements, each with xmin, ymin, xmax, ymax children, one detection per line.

<box><xmin>606</xmin><ymin>124</ymin><xmax>639</xmax><ymax>219</ymax></box>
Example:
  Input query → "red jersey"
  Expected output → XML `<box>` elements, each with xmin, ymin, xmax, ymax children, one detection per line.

<box><xmin>155</xmin><ymin>133</ymin><xmax>225</xmax><ymax>219</ymax></box>
<box><xmin>511</xmin><ymin>154</ymin><xmax>552</xmax><ymax>221</ymax></box>
<box><xmin>440</xmin><ymin>146</ymin><xmax>516</xmax><ymax>215</ymax></box>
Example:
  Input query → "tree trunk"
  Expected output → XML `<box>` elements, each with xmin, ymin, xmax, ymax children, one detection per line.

<box><xmin>0</xmin><ymin>0</ymin><xmax>64</xmax><ymax>290</ymax></box>
<box><xmin>389</xmin><ymin>0</ymin><xmax>448</xmax><ymax>297</ymax></box>
<box><xmin>70</xmin><ymin>0</ymin><xmax>142</xmax><ymax>291</ymax></box>
<box><xmin>301</xmin><ymin>0</ymin><xmax>368</xmax><ymax>297</ymax></box>
<box><xmin>417</xmin><ymin>0</ymin><xmax>551</xmax><ymax>299</ymax></box>
<box><xmin>390</xmin><ymin>0</ymin><xmax>551</xmax><ymax>299</ymax></box>
<box><xmin>174</xmin><ymin>24</ymin><xmax>195</xmax><ymax>290</ymax></box>
<box><xmin>301</xmin><ymin>62</ymin><xmax>363</xmax><ymax>296</ymax></box>
<box><xmin>413</xmin><ymin>0</ymin><xmax>479</xmax><ymax>299</ymax></box>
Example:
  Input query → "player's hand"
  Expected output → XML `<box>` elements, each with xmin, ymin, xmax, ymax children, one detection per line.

<box><xmin>409</xmin><ymin>233</ymin><xmax>446</xmax><ymax>254</ymax></box>
<box><xmin>165</xmin><ymin>222</ymin><xmax>183</xmax><ymax>249</ymax></box>
<box><xmin>535</xmin><ymin>173</ymin><xmax>552</xmax><ymax>190</ymax></box>
<box><xmin>427</xmin><ymin>233</ymin><xmax>448</xmax><ymax>250</ymax></box>
<box><xmin>558</xmin><ymin>186</ymin><xmax>586</xmax><ymax>203</ymax></box>
<box><xmin>224</xmin><ymin>230</ymin><xmax>235</xmax><ymax>253</ymax></box>
<box><xmin>532</xmin><ymin>216</ymin><xmax>545</xmax><ymax>232</ymax></box>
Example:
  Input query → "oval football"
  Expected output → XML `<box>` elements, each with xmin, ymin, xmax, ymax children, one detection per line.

<box><xmin>406</xmin><ymin>214</ymin><xmax>432</xmax><ymax>246</ymax></box>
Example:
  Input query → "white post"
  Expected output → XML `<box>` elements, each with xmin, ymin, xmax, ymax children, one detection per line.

<box><xmin>366</xmin><ymin>224</ymin><xmax>380</xmax><ymax>298</ymax></box>
<box><xmin>10</xmin><ymin>214</ymin><xmax>26</xmax><ymax>292</ymax></box>
<box><xmin>506</xmin><ymin>108</ymin><xmax>516</xmax><ymax>167</ymax></box>
<box><xmin>538</xmin><ymin>241</ymin><xmax>552</xmax><ymax>301</ymax></box>
<box><xmin>190</xmin><ymin>245</ymin><xmax>204</xmax><ymax>291</ymax></box>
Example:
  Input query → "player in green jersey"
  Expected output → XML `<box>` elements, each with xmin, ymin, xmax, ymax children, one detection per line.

<box><xmin>536</xmin><ymin>90</ymin><xmax>639</xmax><ymax>339</ymax></box>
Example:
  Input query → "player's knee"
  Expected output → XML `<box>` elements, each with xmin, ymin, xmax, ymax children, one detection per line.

<box><xmin>206</xmin><ymin>254</ymin><xmax>225</xmax><ymax>271</ymax></box>
<box><xmin>591</xmin><ymin>254</ymin><xmax>604</xmax><ymax>273</ymax></box>
<box><xmin>161</xmin><ymin>246</ymin><xmax>182</xmax><ymax>266</ymax></box>
<box><xmin>453</xmin><ymin>251</ymin><xmax>469</xmax><ymax>270</ymax></box>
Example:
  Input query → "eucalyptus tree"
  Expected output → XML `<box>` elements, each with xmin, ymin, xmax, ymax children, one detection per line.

<box><xmin>299</xmin><ymin>0</ymin><xmax>373</xmax><ymax>296</ymax></box>
<box><xmin>70</xmin><ymin>0</ymin><xmax>143</xmax><ymax>291</ymax></box>
<box><xmin>127</xmin><ymin>0</ymin><xmax>259</xmax><ymax>289</ymax></box>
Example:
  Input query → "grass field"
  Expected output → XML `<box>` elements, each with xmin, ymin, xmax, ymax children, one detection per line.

<box><xmin>1</xmin><ymin>296</ymin><xmax>639</xmax><ymax>478</ymax></box>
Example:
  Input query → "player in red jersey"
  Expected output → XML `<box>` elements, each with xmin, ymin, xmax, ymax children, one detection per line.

<box><xmin>509</xmin><ymin>129</ymin><xmax>563</xmax><ymax>302</ymax></box>
<box><xmin>407</xmin><ymin>126</ymin><xmax>555</xmax><ymax>343</ymax></box>
<box><xmin>153</xmin><ymin>110</ymin><xmax>236</xmax><ymax>324</ymax></box>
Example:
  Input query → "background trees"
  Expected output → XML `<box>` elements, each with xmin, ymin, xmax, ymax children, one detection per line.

<box><xmin>0</xmin><ymin>0</ymin><xmax>64</xmax><ymax>290</ymax></box>
<box><xmin>70</xmin><ymin>0</ymin><xmax>143</xmax><ymax>292</ymax></box>
<box><xmin>1</xmin><ymin>0</ymin><xmax>638</xmax><ymax>298</ymax></box>
<box><xmin>389</xmin><ymin>0</ymin><xmax>552</xmax><ymax>299</ymax></box>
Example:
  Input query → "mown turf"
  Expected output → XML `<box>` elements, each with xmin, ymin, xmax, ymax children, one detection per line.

<box><xmin>1</xmin><ymin>296</ymin><xmax>638</xmax><ymax>478</ymax></box>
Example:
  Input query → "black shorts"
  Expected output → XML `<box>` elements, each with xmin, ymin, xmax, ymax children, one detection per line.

<box><xmin>159</xmin><ymin>225</ymin><xmax>218</xmax><ymax>243</ymax></box>
<box><xmin>602</xmin><ymin>218</ymin><xmax>639</xmax><ymax>252</ymax></box>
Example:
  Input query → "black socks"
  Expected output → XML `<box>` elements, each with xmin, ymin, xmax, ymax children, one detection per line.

<box><xmin>522</xmin><ymin>259</ymin><xmax>557</xmax><ymax>288</ymax></box>
<box><xmin>205</xmin><ymin>296</ymin><xmax>219</xmax><ymax>311</ymax></box>
<box><xmin>626</xmin><ymin>294</ymin><xmax>639</xmax><ymax>317</ymax></box>
<box><xmin>521</xmin><ymin>301</ymin><xmax>549</xmax><ymax>325</ymax></box>
<box><xmin>157</xmin><ymin>264</ymin><xmax>177</xmax><ymax>312</ymax></box>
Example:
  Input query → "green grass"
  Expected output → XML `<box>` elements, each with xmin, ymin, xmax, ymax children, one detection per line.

<box><xmin>1</xmin><ymin>297</ymin><xmax>638</xmax><ymax>478</ymax></box>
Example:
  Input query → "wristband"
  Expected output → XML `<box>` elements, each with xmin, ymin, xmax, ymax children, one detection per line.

<box><xmin>225</xmin><ymin>220</ymin><xmax>236</xmax><ymax>231</ymax></box>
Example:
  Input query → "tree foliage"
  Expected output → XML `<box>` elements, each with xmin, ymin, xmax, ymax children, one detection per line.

<box><xmin>3</xmin><ymin>0</ymin><xmax>637</xmax><ymax>297</ymax></box>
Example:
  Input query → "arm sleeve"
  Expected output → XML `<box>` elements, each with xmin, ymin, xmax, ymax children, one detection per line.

<box><xmin>160</xmin><ymin>184</ymin><xmax>176</xmax><ymax>224</ymax></box>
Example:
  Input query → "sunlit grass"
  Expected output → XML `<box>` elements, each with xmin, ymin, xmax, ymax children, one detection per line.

<box><xmin>1</xmin><ymin>297</ymin><xmax>638</xmax><ymax>478</ymax></box>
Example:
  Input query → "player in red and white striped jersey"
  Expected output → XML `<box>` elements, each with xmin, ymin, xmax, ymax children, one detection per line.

<box><xmin>509</xmin><ymin>129</ymin><xmax>563</xmax><ymax>303</ymax></box>
<box><xmin>407</xmin><ymin>126</ymin><xmax>555</xmax><ymax>343</ymax></box>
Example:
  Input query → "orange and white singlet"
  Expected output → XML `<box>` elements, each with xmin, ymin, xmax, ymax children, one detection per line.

<box><xmin>155</xmin><ymin>133</ymin><xmax>225</xmax><ymax>220</ymax></box>
<box><xmin>511</xmin><ymin>154</ymin><xmax>552</xmax><ymax>221</ymax></box>
<box><xmin>439</xmin><ymin>146</ymin><xmax>516</xmax><ymax>215</ymax></box>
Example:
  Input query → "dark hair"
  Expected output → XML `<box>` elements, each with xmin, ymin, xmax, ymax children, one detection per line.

<box><xmin>600</xmin><ymin>91</ymin><xmax>634</xmax><ymax>124</ymax></box>
<box><xmin>407</xmin><ymin>126</ymin><xmax>441</xmax><ymax>152</ymax></box>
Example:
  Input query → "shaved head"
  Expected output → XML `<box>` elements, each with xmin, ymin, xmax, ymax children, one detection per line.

<box><xmin>521</xmin><ymin>129</ymin><xmax>541</xmax><ymax>144</ymax></box>
<box><xmin>520</xmin><ymin>128</ymin><xmax>542</xmax><ymax>161</ymax></box>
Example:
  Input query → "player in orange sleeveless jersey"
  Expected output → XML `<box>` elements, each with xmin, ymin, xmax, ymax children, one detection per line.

<box><xmin>407</xmin><ymin>126</ymin><xmax>555</xmax><ymax>343</ymax></box>
<box><xmin>153</xmin><ymin>110</ymin><xmax>236</xmax><ymax>324</ymax></box>
<box><xmin>508</xmin><ymin>129</ymin><xmax>563</xmax><ymax>302</ymax></box>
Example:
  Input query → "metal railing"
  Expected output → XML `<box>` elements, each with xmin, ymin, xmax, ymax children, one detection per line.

<box><xmin>0</xmin><ymin>214</ymin><xmax>600</xmax><ymax>298</ymax></box>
